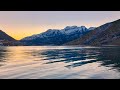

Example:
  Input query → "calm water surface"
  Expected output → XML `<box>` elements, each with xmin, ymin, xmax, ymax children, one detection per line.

<box><xmin>0</xmin><ymin>46</ymin><xmax>120</xmax><ymax>79</ymax></box>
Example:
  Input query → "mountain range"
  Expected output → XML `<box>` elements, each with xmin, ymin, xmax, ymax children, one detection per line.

<box><xmin>20</xmin><ymin>26</ymin><xmax>95</xmax><ymax>45</ymax></box>
<box><xmin>0</xmin><ymin>19</ymin><xmax>120</xmax><ymax>46</ymax></box>
<box><xmin>65</xmin><ymin>19</ymin><xmax>120</xmax><ymax>46</ymax></box>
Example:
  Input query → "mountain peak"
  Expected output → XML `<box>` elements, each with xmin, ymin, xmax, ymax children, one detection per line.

<box><xmin>80</xmin><ymin>26</ymin><xmax>86</xmax><ymax>28</ymax></box>
<box><xmin>0</xmin><ymin>30</ymin><xmax>16</xmax><ymax>41</ymax></box>
<box><xmin>65</xmin><ymin>19</ymin><xmax>120</xmax><ymax>46</ymax></box>
<box><xmin>88</xmin><ymin>27</ymin><xmax>96</xmax><ymax>30</ymax></box>
<box><xmin>64</xmin><ymin>26</ymin><xmax>78</xmax><ymax>30</ymax></box>
<box><xmin>0</xmin><ymin>30</ymin><xmax>4</xmax><ymax>33</ymax></box>
<box><xmin>21</xmin><ymin>25</ymin><xmax>92</xmax><ymax>45</ymax></box>
<box><xmin>47</xmin><ymin>29</ymin><xmax>60</xmax><ymax>32</ymax></box>
<box><xmin>0</xmin><ymin>29</ymin><xmax>22</xmax><ymax>46</ymax></box>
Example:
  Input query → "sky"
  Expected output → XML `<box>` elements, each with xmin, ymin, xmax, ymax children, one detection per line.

<box><xmin>0</xmin><ymin>11</ymin><xmax>120</xmax><ymax>40</ymax></box>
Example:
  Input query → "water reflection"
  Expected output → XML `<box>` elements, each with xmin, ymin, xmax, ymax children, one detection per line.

<box><xmin>37</xmin><ymin>46</ymin><xmax>120</xmax><ymax>71</ymax></box>
<box><xmin>40</xmin><ymin>49</ymin><xmax>100</xmax><ymax>67</ymax></box>
<box><xmin>97</xmin><ymin>47</ymin><xmax>120</xmax><ymax>71</ymax></box>
<box><xmin>0</xmin><ymin>47</ymin><xmax>8</xmax><ymax>61</ymax></box>
<box><xmin>0</xmin><ymin>46</ymin><xmax>120</xmax><ymax>76</ymax></box>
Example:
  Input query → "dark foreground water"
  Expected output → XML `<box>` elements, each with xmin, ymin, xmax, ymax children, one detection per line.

<box><xmin>0</xmin><ymin>46</ymin><xmax>120</xmax><ymax>79</ymax></box>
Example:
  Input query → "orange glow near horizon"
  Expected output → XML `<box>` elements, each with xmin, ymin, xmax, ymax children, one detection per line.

<box><xmin>1</xmin><ymin>22</ymin><xmax>103</xmax><ymax>40</ymax></box>
<box><xmin>5</xmin><ymin>29</ymin><xmax>45</xmax><ymax>40</ymax></box>
<box><xmin>0</xmin><ymin>25</ymin><xmax>46</xmax><ymax>40</ymax></box>
<box><xmin>0</xmin><ymin>11</ymin><xmax>120</xmax><ymax>40</ymax></box>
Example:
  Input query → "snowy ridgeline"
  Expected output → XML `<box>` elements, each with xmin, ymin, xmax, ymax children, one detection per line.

<box><xmin>22</xmin><ymin>26</ymin><xmax>96</xmax><ymax>41</ymax></box>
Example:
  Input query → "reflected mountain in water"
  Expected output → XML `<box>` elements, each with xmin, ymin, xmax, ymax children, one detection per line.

<box><xmin>97</xmin><ymin>47</ymin><xmax>120</xmax><ymax>71</ymax></box>
<box><xmin>0</xmin><ymin>47</ymin><xmax>8</xmax><ymax>66</ymax></box>
<box><xmin>33</xmin><ymin>46</ymin><xmax>120</xmax><ymax>71</ymax></box>
<box><xmin>0</xmin><ymin>46</ymin><xmax>120</xmax><ymax>79</ymax></box>
<box><xmin>0</xmin><ymin>47</ymin><xmax>8</xmax><ymax>61</ymax></box>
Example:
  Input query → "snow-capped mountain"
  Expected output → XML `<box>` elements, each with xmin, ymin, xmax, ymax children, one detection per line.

<box><xmin>21</xmin><ymin>26</ymin><xmax>94</xmax><ymax>45</ymax></box>
<box><xmin>88</xmin><ymin>27</ymin><xmax>96</xmax><ymax>30</ymax></box>
<box><xmin>65</xmin><ymin>19</ymin><xmax>120</xmax><ymax>46</ymax></box>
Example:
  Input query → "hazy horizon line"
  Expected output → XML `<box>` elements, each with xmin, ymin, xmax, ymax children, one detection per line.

<box><xmin>2</xmin><ymin>18</ymin><xmax>119</xmax><ymax>41</ymax></box>
<box><xmin>0</xmin><ymin>11</ymin><xmax>120</xmax><ymax>40</ymax></box>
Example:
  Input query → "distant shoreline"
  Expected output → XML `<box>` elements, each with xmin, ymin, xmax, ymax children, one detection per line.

<box><xmin>0</xmin><ymin>45</ymin><xmax>120</xmax><ymax>47</ymax></box>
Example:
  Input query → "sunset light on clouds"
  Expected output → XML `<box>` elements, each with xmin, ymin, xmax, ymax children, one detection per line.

<box><xmin>0</xmin><ymin>11</ymin><xmax>120</xmax><ymax>40</ymax></box>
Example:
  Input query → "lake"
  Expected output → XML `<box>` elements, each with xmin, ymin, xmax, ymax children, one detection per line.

<box><xmin>0</xmin><ymin>46</ymin><xmax>120</xmax><ymax>79</ymax></box>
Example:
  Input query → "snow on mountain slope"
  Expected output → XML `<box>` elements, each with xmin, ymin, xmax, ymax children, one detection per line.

<box><xmin>21</xmin><ymin>26</ymin><xmax>94</xmax><ymax>45</ymax></box>
<box><xmin>88</xmin><ymin>27</ymin><xmax>96</xmax><ymax>30</ymax></box>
